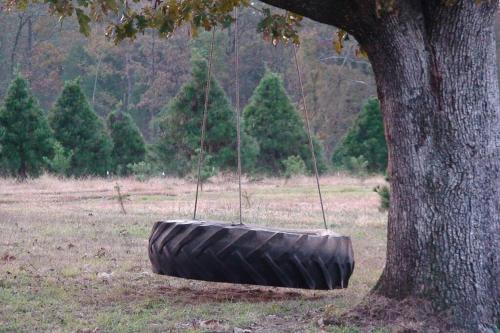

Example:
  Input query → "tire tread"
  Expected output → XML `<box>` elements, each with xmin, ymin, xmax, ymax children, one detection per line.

<box><xmin>148</xmin><ymin>220</ymin><xmax>354</xmax><ymax>290</ymax></box>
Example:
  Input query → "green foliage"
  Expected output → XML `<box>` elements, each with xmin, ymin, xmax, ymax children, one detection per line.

<box><xmin>193</xmin><ymin>152</ymin><xmax>219</xmax><ymax>186</ymax></box>
<box><xmin>49</xmin><ymin>79</ymin><xmax>112</xmax><ymax>176</ymax></box>
<box><xmin>243</xmin><ymin>70</ymin><xmax>325</xmax><ymax>174</ymax></box>
<box><xmin>374</xmin><ymin>174</ymin><xmax>390</xmax><ymax>211</ymax></box>
<box><xmin>345</xmin><ymin>155</ymin><xmax>369</xmax><ymax>176</ymax></box>
<box><xmin>155</xmin><ymin>58</ymin><xmax>256</xmax><ymax>176</ymax></box>
<box><xmin>107</xmin><ymin>111</ymin><xmax>146</xmax><ymax>175</ymax></box>
<box><xmin>374</xmin><ymin>184</ymin><xmax>390</xmax><ymax>211</ymax></box>
<box><xmin>62</xmin><ymin>45</ymin><xmax>125</xmax><ymax>117</ymax></box>
<box><xmin>127</xmin><ymin>161</ymin><xmax>156</xmax><ymax>182</ymax></box>
<box><xmin>0</xmin><ymin>75</ymin><xmax>54</xmax><ymax>179</ymax></box>
<box><xmin>7</xmin><ymin>0</ymin><xmax>303</xmax><ymax>47</ymax></box>
<box><xmin>62</xmin><ymin>45</ymin><xmax>95</xmax><ymax>95</ymax></box>
<box><xmin>0</xmin><ymin>126</ymin><xmax>5</xmax><ymax>155</ymax></box>
<box><xmin>44</xmin><ymin>141</ymin><xmax>73</xmax><ymax>177</ymax></box>
<box><xmin>240</xmin><ymin>132</ymin><xmax>260</xmax><ymax>174</ymax></box>
<box><xmin>332</xmin><ymin>98</ymin><xmax>387</xmax><ymax>173</ymax></box>
<box><xmin>282</xmin><ymin>155</ymin><xmax>306</xmax><ymax>179</ymax></box>
<box><xmin>0</xmin><ymin>5</ymin><xmax>375</xmax><ymax>154</ymax></box>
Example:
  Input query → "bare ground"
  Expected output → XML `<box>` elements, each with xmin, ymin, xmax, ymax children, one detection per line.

<box><xmin>1</xmin><ymin>174</ymin><xmax>390</xmax><ymax>332</ymax></box>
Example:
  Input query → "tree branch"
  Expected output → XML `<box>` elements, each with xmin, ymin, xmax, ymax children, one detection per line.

<box><xmin>257</xmin><ymin>0</ymin><xmax>377</xmax><ymax>35</ymax></box>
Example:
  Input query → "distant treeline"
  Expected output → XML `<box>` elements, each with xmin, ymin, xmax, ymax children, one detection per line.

<box><xmin>0</xmin><ymin>5</ymin><xmax>377</xmax><ymax>158</ymax></box>
<box><xmin>0</xmin><ymin>59</ymin><xmax>386</xmax><ymax>180</ymax></box>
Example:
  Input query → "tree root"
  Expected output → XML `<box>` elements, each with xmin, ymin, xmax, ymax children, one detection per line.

<box><xmin>321</xmin><ymin>295</ymin><xmax>466</xmax><ymax>333</ymax></box>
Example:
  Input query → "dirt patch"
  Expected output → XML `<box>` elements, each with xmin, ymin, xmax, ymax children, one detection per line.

<box><xmin>159</xmin><ymin>285</ymin><xmax>325</xmax><ymax>304</ymax></box>
<box><xmin>322</xmin><ymin>295</ymin><xmax>462</xmax><ymax>333</ymax></box>
<box><xmin>112</xmin><ymin>282</ymin><xmax>327</xmax><ymax>305</ymax></box>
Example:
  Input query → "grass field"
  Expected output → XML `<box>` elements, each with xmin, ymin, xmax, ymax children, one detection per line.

<box><xmin>0</xmin><ymin>174</ymin><xmax>387</xmax><ymax>333</ymax></box>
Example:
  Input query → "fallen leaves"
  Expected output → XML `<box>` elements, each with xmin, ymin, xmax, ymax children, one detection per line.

<box><xmin>95</xmin><ymin>247</ymin><xmax>107</xmax><ymax>258</ymax></box>
<box><xmin>1</xmin><ymin>252</ymin><xmax>16</xmax><ymax>262</ymax></box>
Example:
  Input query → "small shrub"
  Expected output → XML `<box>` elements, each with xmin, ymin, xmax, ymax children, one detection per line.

<box><xmin>345</xmin><ymin>155</ymin><xmax>368</xmax><ymax>176</ymax></box>
<box><xmin>282</xmin><ymin>155</ymin><xmax>306</xmax><ymax>179</ymax></box>
<box><xmin>45</xmin><ymin>141</ymin><xmax>73</xmax><ymax>177</ymax></box>
<box><xmin>374</xmin><ymin>185</ymin><xmax>390</xmax><ymax>211</ymax></box>
<box><xmin>191</xmin><ymin>153</ymin><xmax>218</xmax><ymax>190</ymax></box>
<box><xmin>127</xmin><ymin>161</ymin><xmax>155</xmax><ymax>182</ymax></box>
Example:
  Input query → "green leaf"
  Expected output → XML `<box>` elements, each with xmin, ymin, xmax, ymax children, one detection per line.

<box><xmin>75</xmin><ymin>8</ymin><xmax>91</xmax><ymax>36</ymax></box>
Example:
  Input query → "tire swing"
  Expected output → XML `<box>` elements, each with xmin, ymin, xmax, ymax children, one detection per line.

<box><xmin>148</xmin><ymin>10</ymin><xmax>354</xmax><ymax>290</ymax></box>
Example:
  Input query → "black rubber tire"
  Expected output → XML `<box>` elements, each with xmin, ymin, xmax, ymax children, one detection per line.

<box><xmin>148</xmin><ymin>220</ymin><xmax>354</xmax><ymax>290</ymax></box>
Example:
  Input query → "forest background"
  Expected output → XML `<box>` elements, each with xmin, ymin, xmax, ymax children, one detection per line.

<box><xmin>0</xmin><ymin>3</ymin><xmax>498</xmax><ymax>174</ymax></box>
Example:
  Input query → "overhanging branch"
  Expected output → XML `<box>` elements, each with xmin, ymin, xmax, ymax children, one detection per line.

<box><xmin>257</xmin><ymin>0</ymin><xmax>376</xmax><ymax>34</ymax></box>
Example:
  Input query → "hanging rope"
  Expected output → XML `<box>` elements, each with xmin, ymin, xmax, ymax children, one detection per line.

<box><xmin>193</xmin><ymin>29</ymin><xmax>216</xmax><ymax>220</ymax></box>
<box><xmin>234</xmin><ymin>7</ymin><xmax>243</xmax><ymax>225</ymax></box>
<box><xmin>293</xmin><ymin>44</ymin><xmax>328</xmax><ymax>230</ymax></box>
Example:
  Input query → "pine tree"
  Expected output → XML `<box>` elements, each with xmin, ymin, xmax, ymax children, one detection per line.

<box><xmin>243</xmin><ymin>70</ymin><xmax>325</xmax><ymax>174</ymax></box>
<box><xmin>0</xmin><ymin>75</ymin><xmax>54</xmax><ymax>179</ymax></box>
<box><xmin>49</xmin><ymin>80</ymin><xmax>112</xmax><ymax>176</ymax></box>
<box><xmin>107</xmin><ymin>110</ymin><xmax>146</xmax><ymax>175</ymax></box>
<box><xmin>332</xmin><ymin>98</ymin><xmax>387</xmax><ymax>173</ymax></box>
<box><xmin>156</xmin><ymin>58</ymin><xmax>257</xmax><ymax>175</ymax></box>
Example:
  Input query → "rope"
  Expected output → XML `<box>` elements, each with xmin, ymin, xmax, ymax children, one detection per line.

<box><xmin>193</xmin><ymin>29</ymin><xmax>216</xmax><ymax>220</ymax></box>
<box><xmin>234</xmin><ymin>7</ymin><xmax>243</xmax><ymax>225</ymax></box>
<box><xmin>293</xmin><ymin>44</ymin><xmax>328</xmax><ymax>230</ymax></box>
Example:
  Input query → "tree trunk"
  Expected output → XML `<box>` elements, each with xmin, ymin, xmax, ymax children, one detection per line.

<box><xmin>26</xmin><ymin>14</ymin><xmax>33</xmax><ymax>72</ymax></box>
<box><xmin>228</xmin><ymin>0</ymin><xmax>499</xmax><ymax>330</ymax></box>
<box><xmin>92</xmin><ymin>54</ymin><xmax>102</xmax><ymax>108</ymax></box>
<box><xmin>358</xmin><ymin>3</ymin><xmax>499</xmax><ymax>331</ymax></box>
<box><xmin>11</xmin><ymin>14</ymin><xmax>27</xmax><ymax>76</ymax></box>
<box><xmin>150</xmin><ymin>29</ymin><xmax>156</xmax><ymax>82</ymax></box>
<box><xmin>124</xmin><ymin>45</ymin><xmax>133</xmax><ymax>112</ymax></box>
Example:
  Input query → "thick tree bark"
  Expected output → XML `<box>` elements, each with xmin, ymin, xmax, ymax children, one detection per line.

<box><xmin>363</xmin><ymin>3</ymin><xmax>499</xmax><ymax>332</ymax></box>
<box><xmin>261</xmin><ymin>0</ymin><xmax>499</xmax><ymax>331</ymax></box>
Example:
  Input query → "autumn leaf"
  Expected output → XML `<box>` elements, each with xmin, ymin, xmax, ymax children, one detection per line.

<box><xmin>334</xmin><ymin>30</ymin><xmax>347</xmax><ymax>54</ymax></box>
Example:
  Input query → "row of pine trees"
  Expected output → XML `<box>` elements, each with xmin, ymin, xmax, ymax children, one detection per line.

<box><xmin>154</xmin><ymin>59</ymin><xmax>327</xmax><ymax>178</ymax></box>
<box><xmin>0</xmin><ymin>57</ymin><xmax>386</xmax><ymax>180</ymax></box>
<box><xmin>0</xmin><ymin>77</ymin><xmax>145</xmax><ymax>179</ymax></box>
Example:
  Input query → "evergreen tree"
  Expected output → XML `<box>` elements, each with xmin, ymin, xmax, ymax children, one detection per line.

<box><xmin>332</xmin><ymin>98</ymin><xmax>387</xmax><ymax>173</ymax></box>
<box><xmin>156</xmin><ymin>58</ymin><xmax>257</xmax><ymax>176</ymax></box>
<box><xmin>107</xmin><ymin>110</ymin><xmax>146</xmax><ymax>175</ymax></box>
<box><xmin>45</xmin><ymin>141</ymin><xmax>73</xmax><ymax>177</ymax></box>
<box><xmin>49</xmin><ymin>80</ymin><xmax>112</xmax><ymax>176</ymax></box>
<box><xmin>0</xmin><ymin>75</ymin><xmax>54</xmax><ymax>179</ymax></box>
<box><xmin>243</xmin><ymin>70</ymin><xmax>325</xmax><ymax>174</ymax></box>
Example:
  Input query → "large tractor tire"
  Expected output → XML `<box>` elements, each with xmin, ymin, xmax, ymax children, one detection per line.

<box><xmin>148</xmin><ymin>220</ymin><xmax>354</xmax><ymax>290</ymax></box>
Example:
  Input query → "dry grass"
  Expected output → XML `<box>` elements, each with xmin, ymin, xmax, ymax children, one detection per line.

<box><xmin>0</xmin><ymin>174</ymin><xmax>387</xmax><ymax>332</ymax></box>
